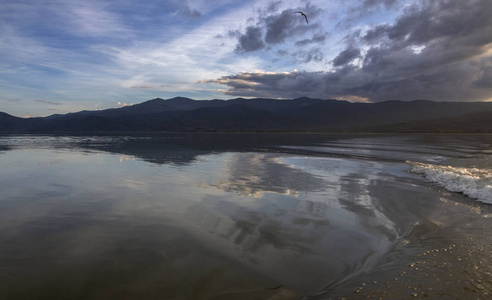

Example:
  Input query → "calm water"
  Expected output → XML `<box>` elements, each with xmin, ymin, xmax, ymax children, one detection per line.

<box><xmin>0</xmin><ymin>134</ymin><xmax>490</xmax><ymax>299</ymax></box>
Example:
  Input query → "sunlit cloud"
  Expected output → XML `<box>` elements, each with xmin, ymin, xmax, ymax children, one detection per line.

<box><xmin>118</xmin><ymin>102</ymin><xmax>134</xmax><ymax>107</ymax></box>
<box><xmin>411</xmin><ymin>45</ymin><xmax>426</xmax><ymax>54</ymax></box>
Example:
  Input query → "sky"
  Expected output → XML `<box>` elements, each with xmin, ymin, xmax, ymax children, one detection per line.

<box><xmin>1</xmin><ymin>0</ymin><xmax>491</xmax><ymax>117</ymax></box>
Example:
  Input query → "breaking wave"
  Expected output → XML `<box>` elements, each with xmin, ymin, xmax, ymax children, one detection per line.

<box><xmin>407</xmin><ymin>161</ymin><xmax>492</xmax><ymax>204</ymax></box>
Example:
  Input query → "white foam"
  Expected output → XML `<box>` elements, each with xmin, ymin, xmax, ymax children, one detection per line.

<box><xmin>407</xmin><ymin>161</ymin><xmax>492</xmax><ymax>204</ymax></box>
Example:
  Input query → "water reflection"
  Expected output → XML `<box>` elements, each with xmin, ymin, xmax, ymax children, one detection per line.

<box><xmin>185</xmin><ymin>152</ymin><xmax>443</xmax><ymax>293</ymax></box>
<box><xmin>282</xmin><ymin>134</ymin><xmax>492</xmax><ymax>163</ymax></box>
<box><xmin>212</xmin><ymin>153</ymin><xmax>326</xmax><ymax>197</ymax></box>
<box><xmin>0</xmin><ymin>135</ymin><xmax>490</xmax><ymax>299</ymax></box>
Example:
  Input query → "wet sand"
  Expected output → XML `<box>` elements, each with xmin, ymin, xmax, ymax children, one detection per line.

<box><xmin>316</xmin><ymin>196</ymin><xmax>492</xmax><ymax>300</ymax></box>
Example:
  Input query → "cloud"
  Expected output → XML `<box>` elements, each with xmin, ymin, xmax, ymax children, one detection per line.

<box><xmin>361</xmin><ymin>0</ymin><xmax>399</xmax><ymax>10</ymax></box>
<box><xmin>332</xmin><ymin>47</ymin><xmax>361</xmax><ymax>67</ymax></box>
<box><xmin>204</xmin><ymin>0</ymin><xmax>492</xmax><ymax>102</ymax></box>
<box><xmin>235</xmin><ymin>26</ymin><xmax>265</xmax><ymax>52</ymax></box>
<box><xmin>263</xmin><ymin>9</ymin><xmax>305</xmax><ymax>45</ymax></box>
<box><xmin>295</xmin><ymin>33</ymin><xmax>328</xmax><ymax>47</ymax></box>
<box><xmin>201</xmin><ymin>70</ymin><xmax>330</xmax><ymax>99</ymax></box>
<box><xmin>377</xmin><ymin>1</ymin><xmax>490</xmax><ymax>46</ymax></box>
<box><xmin>293</xmin><ymin>48</ymin><xmax>325</xmax><ymax>64</ymax></box>
<box><xmin>203</xmin><ymin>51</ymin><xmax>492</xmax><ymax>102</ymax></box>
<box><xmin>35</xmin><ymin>100</ymin><xmax>62</xmax><ymax>105</ymax></box>
<box><xmin>61</xmin><ymin>1</ymin><xmax>132</xmax><ymax>38</ymax></box>
<box><xmin>0</xmin><ymin>24</ymin><xmax>50</xmax><ymax>62</ymax></box>
<box><xmin>473</xmin><ymin>57</ymin><xmax>492</xmax><ymax>89</ymax></box>
<box><xmin>118</xmin><ymin>102</ymin><xmax>134</xmax><ymax>107</ymax></box>
<box><xmin>178</xmin><ymin>1</ymin><xmax>202</xmax><ymax>18</ymax></box>
<box><xmin>231</xmin><ymin>1</ymin><xmax>324</xmax><ymax>53</ymax></box>
<box><xmin>347</xmin><ymin>0</ymin><xmax>401</xmax><ymax>21</ymax></box>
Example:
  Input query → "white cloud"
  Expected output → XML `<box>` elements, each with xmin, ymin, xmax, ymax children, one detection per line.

<box><xmin>58</xmin><ymin>1</ymin><xmax>132</xmax><ymax>38</ymax></box>
<box><xmin>117</xmin><ymin>101</ymin><xmax>133</xmax><ymax>107</ymax></box>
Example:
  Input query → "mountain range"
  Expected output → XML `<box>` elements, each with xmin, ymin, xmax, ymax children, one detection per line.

<box><xmin>1</xmin><ymin>97</ymin><xmax>492</xmax><ymax>133</ymax></box>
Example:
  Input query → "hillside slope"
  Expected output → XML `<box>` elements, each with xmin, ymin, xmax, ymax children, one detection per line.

<box><xmin>1</xmin><ymin>97</ymin><xmax>491</xmax><ymax>133</ymax></box>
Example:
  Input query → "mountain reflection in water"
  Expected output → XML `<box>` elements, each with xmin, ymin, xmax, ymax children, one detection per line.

<box><xmin>0</xmin><ymin>134</ymin><xmax>490</xmax><ymax>299</ymax></box>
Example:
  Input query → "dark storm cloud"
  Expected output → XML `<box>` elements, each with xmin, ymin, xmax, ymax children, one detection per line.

<box><xmin>207</xmin><ymin>0</ymin><xmax>492</xmax><ymax>102</ymax></box>
<box><xmin>234</xmin><ymin>26</ymin><xmax>265</xmax><ymax>52</ymax></box>
<box><xmin>382</xmin><ymin>0</ymin><xmax>491</xmax><ymax>46</ymax></box>
<box><xmin>201</xmin><ymin>71</ymin><xmax>331</xmax><ymax>99</ymax></box>
<box><xmin>263</xmin><ymin>9</ymin><xmax>307</xmax><ymax>44</ymax></box>
<box><xmin>264</xmin><ymin>3</ymin><xmax>323</xmax><ymax>45</ymax></box>
<box><xmin>231</xmin><ymin>1</ymin><xmax>324</xmax><ymax>53</ymax></box>
<box><xmin>357</xmin><ymin>0</ymin><xmax>492</xmax><ymax>99</ymax></box>
<box><xmin>332</xmin><ymin>47</ymin><xmax>361</xmax><ymax>67</ymax></box>
<box><xmin>362</xmin><ymin>24</ymin><xmax>389</xmax><ymax>43</ymax></box>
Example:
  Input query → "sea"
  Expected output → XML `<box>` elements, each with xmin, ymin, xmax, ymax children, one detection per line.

<box><xmin>0</xmin><ymin>133</ymin><xmax>490</xmax><ymax>299</ymax></box>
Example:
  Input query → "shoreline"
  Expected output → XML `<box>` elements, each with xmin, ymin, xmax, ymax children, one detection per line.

<box><xmin>2</xmin><ymin>131</ymin><xmax>492</xmax><ymax>135</ymax></box>
<box><xmin>325</xmin><ymin>232</ymin><xmax>491</xmax><ymax>300</ymax></box>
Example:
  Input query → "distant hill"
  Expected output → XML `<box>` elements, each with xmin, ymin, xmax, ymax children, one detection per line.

<box><xmin>1</xmin><ymin>97</ymin><xmax>492</xmax><ymax>133</ymax></box>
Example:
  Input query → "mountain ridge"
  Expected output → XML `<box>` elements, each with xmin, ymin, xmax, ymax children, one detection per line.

<box><xmin>1</xmin><ymin>97</ymin><xmax>491</xmax><ymax>133</ymax></box>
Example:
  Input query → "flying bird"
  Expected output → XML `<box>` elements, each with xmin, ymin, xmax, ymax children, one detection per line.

<box><xmin>293</xmin><ymin>11</ymin><xmax>308</xmax><ymax>24</ymax></box>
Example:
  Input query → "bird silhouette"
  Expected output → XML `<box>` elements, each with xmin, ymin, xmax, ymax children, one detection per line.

<box><xmin>293</xmin><ymin>11</ymin><xmax>308</xmax><ymax>24</ymax></box>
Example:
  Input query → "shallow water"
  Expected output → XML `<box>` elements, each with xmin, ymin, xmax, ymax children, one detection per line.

<box><xmin>0</xmin><ymin>134</ymin><xmax>490</xmax><ymax>299</ymax></box>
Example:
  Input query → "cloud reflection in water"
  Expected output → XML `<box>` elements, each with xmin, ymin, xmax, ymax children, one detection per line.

<box><xmin>0</xmin><ymin>135</ymin><xmax>464</xmax><ymax>298</ymax></box>
<box><xmin>193</xmin><ymin>152</ymin><xmax>404</xmax><ymax>292</ymax></box>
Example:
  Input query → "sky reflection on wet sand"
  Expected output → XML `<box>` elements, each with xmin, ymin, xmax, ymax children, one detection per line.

<box><xmin>0</xmin><ymin>134</ymin><xmax>490</xmax><ymax>299</ymax></box>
